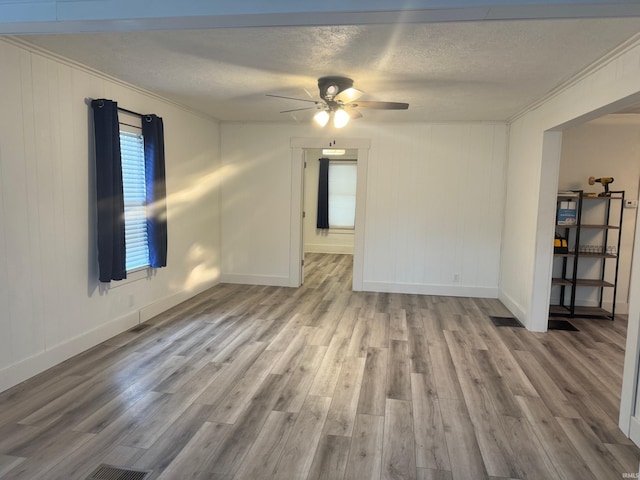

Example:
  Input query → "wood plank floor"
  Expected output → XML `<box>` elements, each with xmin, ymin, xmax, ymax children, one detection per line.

<box><xmin>0</xmin><ymin>253</ymin><xmax>638</xmax><ymax>479</ymax></box>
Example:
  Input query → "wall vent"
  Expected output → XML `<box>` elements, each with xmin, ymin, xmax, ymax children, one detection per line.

<box><xmin>86</xmin><ymin>464</ymin><xmax>151</xmax><ymax>480</ymax></box>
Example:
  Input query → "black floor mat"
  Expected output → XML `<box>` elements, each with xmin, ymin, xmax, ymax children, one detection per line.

<box><xmin>547</xmin><ymin>319</ymin><xmax>579</xmax><ymax>331</ymax></box>
<box><xmin>490</xmin><ymin>316</ymin><xmax>524</xmax><ymax>328</ymax></box>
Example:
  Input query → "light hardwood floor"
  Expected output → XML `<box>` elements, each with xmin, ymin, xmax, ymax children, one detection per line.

<box><xmin>0</xmin><ymin>253</ymin><xmax>638</xmax><ymax>479</ymax></box>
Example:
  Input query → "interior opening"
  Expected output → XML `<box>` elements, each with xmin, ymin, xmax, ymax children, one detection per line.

<box><xmin>547</xmin><ymin>107</ymin><xmax>640</xmax><ymax>438</ymax></box>
<box><xmin>301</xmin><ymin>148</ymin><xmax>359</xmax><ymax>285</ymax></box>
<box><xmin>550</xmin><ymin>114</ymin><xmax>640</xmax><ymax>327</ymax></box>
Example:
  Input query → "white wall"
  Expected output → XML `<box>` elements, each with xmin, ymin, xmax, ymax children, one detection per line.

<box><xmin>361</xmin><ymin>123</ymin><xmax>506</xmax><ymax>297</ymax></box>
<box><xmin>303</xmin><ymin>148</ymin><xmax>356</xmax><ymax>255</ymax></box>
<box><xmin>219</xmin><ymin>124</ymin><xmax>294</xmax><ymax>286</ymax></box>
<box><xmin>0</xmin><ymin>38</ymin><xmax>221</xmax><ymax>393</ymax></box>
<box><xmin>500</xmin><ymin>36</ymin><xmax>640</xmax><ymax>332</ymax></box>
<box><xmin>552</xmin><ymin>115</ymin><xmax>640</xmax><ymax>314</ymax></box>
<box><xmin>220</xmin><ymin>121</ymin><xmax>507</xmax><ymax>297</ymax></box>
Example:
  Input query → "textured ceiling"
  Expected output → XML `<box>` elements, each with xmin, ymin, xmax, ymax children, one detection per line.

<box><xmin>19</xmin><ymin>18</ymin><xmax>640</xmax><ymax>123</ymax></box>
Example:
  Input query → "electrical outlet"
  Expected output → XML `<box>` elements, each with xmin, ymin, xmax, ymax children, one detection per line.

<box><xmin>625</xmin><ymin>199</ymin><xmax>638</xmax><ymax>209</ymax></box>
<box><xmin>453</xmin><ymin>273</ymin><xmax>460</xmax><ymax>283</ymax></box>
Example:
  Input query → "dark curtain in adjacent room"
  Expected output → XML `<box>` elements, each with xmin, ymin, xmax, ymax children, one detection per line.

<box><xmin>317</xmin><ymin>157</ymin><xmax>330</xmax><ymax>229</ymax></box>
<box><xmin>142</xmin><ymin>114</ymin><xmax>168</xmax><ymax>268</ymax></box>
<box><xmin>91</xmin><ymin>99</ymin><xmax>127</xmax><ymax>282</ymax></box>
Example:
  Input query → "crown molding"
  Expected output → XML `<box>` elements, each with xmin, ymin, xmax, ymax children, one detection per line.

<box><xmin>508</xmin><ymin>31</ymin><xmax>640</xmax><ymax>124</ymax></box>
<box><xmin>1</xmin><ymin>35</ymin><xmax>220</xmax><ymax>123</ymax></box>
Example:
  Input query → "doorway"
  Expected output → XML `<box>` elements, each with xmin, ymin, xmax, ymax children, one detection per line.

<box><xmin>552</xmin><ymin>116</ymin><xmax>640</xmax><ymax>320</ymax></box>
<box><xmin>534</xmin><ymin>109</ymin><xmax>640</xmax><ymax>439</ymax></box>
<box><xmin>553</xmin><ymin>114</ymin><xmax>640</xmax><ymax>439</ymax></box>
<box><xmin>288</xmin><ymin>137</ymin><xmax>370</xmax><ymax>290</ymax></box>
<box><xmin>301</xmin><ymin>148</ymin><xmax>358</xmax><ymax>284</ymax></box>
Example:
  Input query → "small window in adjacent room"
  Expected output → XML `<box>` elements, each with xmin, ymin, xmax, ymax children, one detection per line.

<box><xmin>119</xmin><ymin>118</ymin><xmax>150</xmax><ymax>272</ymax></box>
<box><xmin>329</xmin><ymin>161</ymin><xmax>357</xmax><ymax>229</ymax></box>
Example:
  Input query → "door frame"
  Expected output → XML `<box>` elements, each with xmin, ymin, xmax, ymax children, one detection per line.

<box><xmin>289</xmin><ymin>137</ymin><xmax>370</xmax><ymax>290</ymax></box>
<box><xmin>527</xmin><ymin>93</ymin><xmax>640</xmax><ymax>437</ymax></box>
<box><xmin>621</xmin><ymin>182</ymin><xmax>640</xmax><ymax>438</ymax></box>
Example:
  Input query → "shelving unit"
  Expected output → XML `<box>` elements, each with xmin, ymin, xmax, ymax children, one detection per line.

<box><xmin>550</xmin><ymin>189</ymin><xmax>624</xmax><ymax>320</ymax></box>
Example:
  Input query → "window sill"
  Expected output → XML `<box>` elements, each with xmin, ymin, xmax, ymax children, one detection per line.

<box><xmin>109</xmin><ymin>267</ymin><xmax>151</xmax><ymax>289</ymax></box>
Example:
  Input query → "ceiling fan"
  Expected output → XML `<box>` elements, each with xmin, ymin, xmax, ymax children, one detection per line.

<box><xmin>267</xmin><ymin>76</ymin><xmax>409</xmax><ymax>128</ymax></box>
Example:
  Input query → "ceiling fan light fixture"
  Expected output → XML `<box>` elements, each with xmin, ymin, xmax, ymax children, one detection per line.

<box><xmin>325</xmin><ymin>84</ymin><xmax>339</xmax><ymax>98</ymax></box>
<box><xmin>269</xmin><ymin>76</ymin><xmax>409</xmax><ymax>125</ymax></box>
<box><xmin>334</xmin><ymin>87</ymin><xmax>364</xmax><ymax>103</ymax></box>
<box><xmin>318</xmin><ymin>76</ymin><xmax>354</xmax><ymax>101</ymax></box>
<box><xmin>333</xmin><ymin>108</ymin><xmax>350</xmax><ymax>128</ymax></box>
<box><xmin>313</xmin><ymin>110</ymin><xmax>330</xmax><ymax>127</ymax></box>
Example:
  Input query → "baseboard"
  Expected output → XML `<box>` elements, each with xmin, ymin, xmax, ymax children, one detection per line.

<box><xmin>220</xmin><ymin>273</ymin><xmax>291</xmax><ymax>287</ymax></box>
<box><xmin>0</xmin><ymin>278</ymin><xmax>220</xmax><ymax>394</ymax></box>
<box><xmin>498</xmin><ymin>291</ymin><xmax>528</xmax><ymax>329</ymax></box>
<box><xmin>304</xmin><ymin>244</ymin><xmax>354</xmax><ymax>254</ymax></box>
<box><xmin>361</xmin><ymin>281</ymin><xmax>498</xmax><ymax>298</ymax></box>
<box><xmin>0</xmin><ymin>310</ymin><xmax>139</xmax><ymax>394</ymax></box>
<box><xmin>139</xmin><ymin>277</ymin><xmax>219</xmax><ymax>322</ymax></box>
<box><xmin>629</xmin><ymin>416</ymin><xmax>640</xmax><ymax>446</ymax></box>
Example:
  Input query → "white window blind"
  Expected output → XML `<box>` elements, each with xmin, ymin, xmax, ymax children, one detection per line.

<box><xmin>120</xmin><ymin>130</ymin><xmax>150</xmax><ymax>272</ymax></box>
<box><xmin>329</xmin><ymin>161</ymin><xmax>357</xmax><ymax>229</ymax></box>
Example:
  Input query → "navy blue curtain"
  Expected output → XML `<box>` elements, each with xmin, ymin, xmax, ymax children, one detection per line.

<box><xmin>142</xmin><ymin>115</ymin><xmax>168</xmax><ymax>268</ymax></box>
<box><xmin>91</xmin><ymin>99</ymin><xmax>127</xmax><ymax>282</ymax></box>
<box><xmin>317</xmin><ymin>157</ymin><xmax>330</xmax><ymax>229</ymax></box>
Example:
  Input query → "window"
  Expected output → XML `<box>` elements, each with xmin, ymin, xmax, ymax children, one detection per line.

<box><xmin>119</xmin><ymin>127</ymin><xmax>150</xmax><ymax>272</ymax></box>
<box><xmin>328</xmin><ymin>161</ymin><xmax>357</xmax><ymax>229</ymax></box>
<box><xmin>91</xmin><ymin>99</ymin><xmax>167</xmax><ymax>282</ymax></box>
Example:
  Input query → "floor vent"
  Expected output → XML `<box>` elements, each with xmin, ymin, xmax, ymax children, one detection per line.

<box><xmin>548</xmin><ymin>319</ymin><xmax>579</xmax><ymax>331</ymax></box>
<box><xmin>86</xmin><ymin>464</ymin><xmax>151</xmax><ymax>480</ymax></box>
<box><xmin>129</xmin><ymin>323</ymin><xmax>151</xmax><ymax>333</ymax></box>
<box><xmin>489</xmin><ymin>316</ymin><xmax>524</xmax><ymax>328</ymax></box>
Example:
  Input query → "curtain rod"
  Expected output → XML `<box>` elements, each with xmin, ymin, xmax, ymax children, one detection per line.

<box><xmin>319</xmin><ymin>158</ymin><xmax>357</xmax><ymax>161</ymax></box>
<box><xmin>86</xmin><ymin>98</ymin><xmax>147</xmax><ymax>119</ymax></box>
<box><xmin>118</xmin><ymin>106</ymin><xmax>144</xmax><ymax>118</ymax></box>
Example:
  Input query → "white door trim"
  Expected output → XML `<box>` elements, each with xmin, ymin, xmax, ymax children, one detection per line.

<box><xmin>620</xmin><ymin>186</ymin><xmax>640</xmax><ymax>435</ymax></box>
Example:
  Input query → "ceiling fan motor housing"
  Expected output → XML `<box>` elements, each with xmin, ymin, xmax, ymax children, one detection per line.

<box><xmin>318</xmin><ymin>76</ymin><xmax>354</xmax><ymax>101</ymax></box>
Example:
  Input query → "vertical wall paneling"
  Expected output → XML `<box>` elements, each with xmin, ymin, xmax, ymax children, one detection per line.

<box><xmin>31</xmin><ymin>53</ymin><xmax>56</xmax><ymax>350</ymax></box>
<box><xmin>60</xmin><ymin>63</ymin><xmax>85</xmax><ymax>341</ymax></box>
<box><xmin>486</xmin><ymin>126</ymin><xmax>508</xmax><ymax>285</ymax></box>
<box><xmin>221</xmin><ymin>122</ymin><xmax>507</xmax><ymax>298</ymax></box>
<box><xmin>360</xmin><ymin>123</ymin><xmax>506</xmax><ymax>296</ymax></box>
<box><xmin>410</xmin><ymin>125</ymin><xmax>432</xmax><ymax>285</ymax></box>
<box><xmin>0</xmin><ymin>38</ymin><xmax>221</xmax><ymax>393</ymax></box>
<box><xmin>4</xmin><ymin>43</ymin><xmax>37</xmax><ymax>361</ymax></box>
<box><xmin>0</xmin><ymin>41</ymin><xmax>15</xmax><ymax>367</ymax></box>
<box><xmin>220</xmin><ymin>125</ymin><xmax>295</xmax><ymax>285</ymax></box>
<box><xmin>49</xmin><ymin>58</ymin><xmax>68</xmax><ymax>343</ymax></box>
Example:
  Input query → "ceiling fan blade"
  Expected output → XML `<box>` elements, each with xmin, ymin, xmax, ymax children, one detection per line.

<box><xmin>343</xmin><ymin>107</ymin><xmax>363</xmax><ymax>119</ymax></box>
<box><xmin>266</xmin><ymin>94</ymin><xmax>318</xmax><ymax>104</ymax></box>
<box><xmin>351</xmin><ymin>101</ymin><xmax>409</xmax><ymax>110</ymax></box>
<box><xmin>334</xmin><ymin>87</ymin><xmax>364</xmax><ymax>104</ymax></box>
<box><xmin>280</xmin><ymin>106</ymin><xmax>317</xmax><ymax>113</ymax></box>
